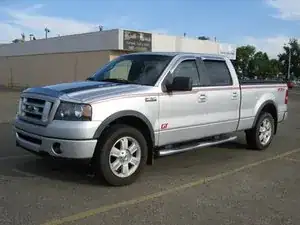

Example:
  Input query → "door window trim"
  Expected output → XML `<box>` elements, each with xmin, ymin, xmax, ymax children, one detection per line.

<box><xmin>162</xmin><ymin>57</ymin><xmax>202</xmax><ymax>89</ymax></box>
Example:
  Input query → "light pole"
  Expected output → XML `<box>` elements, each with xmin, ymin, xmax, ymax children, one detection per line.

<box><xmin>45</xmin><ymin>27</ymin><xmax>50</xmax><ymax>39</ymax></box>
<box><xmin>287</xmin><ymin>47</ymin><xmax>291</xmax><ymax>80</ymax></box>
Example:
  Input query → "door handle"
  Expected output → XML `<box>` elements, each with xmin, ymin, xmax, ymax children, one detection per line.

<box><xmin>198</xmin><ymin>94</ymin><xmax>207</xmax><ymax>103</ymax></box>
<box><xmin>232</xmin><ymin>92</ymin><xmax>238</xmax><ymax>99</ymax></box>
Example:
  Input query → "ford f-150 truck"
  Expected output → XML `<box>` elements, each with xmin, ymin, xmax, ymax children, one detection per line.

<box><xmin>13</xmin><ymin>52</ymin><xmax>288</xmax><ymax>186</ymax></box>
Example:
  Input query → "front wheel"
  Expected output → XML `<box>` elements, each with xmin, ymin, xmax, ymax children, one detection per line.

<box><xmin>95</xmin><ymin>124</ymin><xmax>148</xmax><ymax>186</ymax></box>
<box><xmin>245</xmin><ymin>112</ymin><xmax>275</xmax><ymax>150</ymax></box>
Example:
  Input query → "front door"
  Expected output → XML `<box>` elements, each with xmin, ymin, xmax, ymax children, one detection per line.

<box><xmin>158</xmin><ymin>57</ymin><xmax>205</xmax><ymax>146</ymax></box>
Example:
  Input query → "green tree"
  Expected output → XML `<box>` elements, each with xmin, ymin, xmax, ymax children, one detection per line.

<box><xmin>249</xmin><ymin>51</ymin><xmax>270</xmax><ymax>78</ymax></box>
<box><xmin>235</xmin><ymin>45</ymin><xmax>256</xmax><ymax>77</ymax></box>
<box><xmin>278</xmin><ymin>38</ymin><xmax>300</xmax><ymax>79</ymax></box>
<box><xmin>269</xmin><ymin>59</ymin><xmax>280</xmax><ymax>78</ymax></box>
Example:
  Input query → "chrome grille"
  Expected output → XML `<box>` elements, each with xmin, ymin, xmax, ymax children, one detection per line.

<box><xmin>19</xmin><ymin>97</ymin><xmax>53</xmax><ymax>123</ymax></box>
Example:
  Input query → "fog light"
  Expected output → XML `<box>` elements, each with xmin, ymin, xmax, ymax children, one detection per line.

<box><xmin>52</xmin><ymin>142</ymin><xmax>62</xmax><ymax>154</ymax></box>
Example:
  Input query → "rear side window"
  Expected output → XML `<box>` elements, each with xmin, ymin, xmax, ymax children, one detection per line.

<box><xmin>203</xmin><ymin>60</ymin><xmax>232</xmax><ymax>86</ymax></box>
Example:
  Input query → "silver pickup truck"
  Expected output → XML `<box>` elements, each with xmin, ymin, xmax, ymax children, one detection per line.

<box><xmin>13</xmin><ymin>52</ymin><xmax>288</xmax><ymax>186</ymax></box>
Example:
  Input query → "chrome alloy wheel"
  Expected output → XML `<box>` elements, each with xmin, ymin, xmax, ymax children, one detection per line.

<box><xmin>109</xmin><ymin>136</ymin><xmax>141</xmax><ymax>178</ymax></box>
<box><xmin>259</xmin><ymin>118</ymin><xmax>272</xmax><ymax>145</ymax></box>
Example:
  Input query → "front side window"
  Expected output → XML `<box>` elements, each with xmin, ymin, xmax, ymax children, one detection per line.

<box><xmin>165</xmin><ymin>59</ymin><xmax>200</xmax><ymax>87</ymax></box>
<box><xmin>88</xmin><ymin>54</ymin><xmax>173</xmax><ymax>86</ymax></box>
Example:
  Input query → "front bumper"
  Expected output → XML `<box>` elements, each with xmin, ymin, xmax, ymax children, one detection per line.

<box><xmin>14</xmin><ymin>127</ymin><xmax>97</xmax><ymax>159</ymax></box>
<box><xmin>13</xmin><ymin>117</ymin><xmax>102</xmax><ymax>159</ymax></box>
<box><xmin>14</xmin><ymin>116</ymin><xmax>102</xmax><ymax>140</ymax></box>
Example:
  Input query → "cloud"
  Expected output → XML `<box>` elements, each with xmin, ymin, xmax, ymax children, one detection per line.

<box><xmin>0</xmin><ymin>3</ymin><xmax>162</xmax><ymax>43</ymax></box>
<box><xmin>0</xmin><ymin>23</ymin><xmax>23</xmax><ymax>43</ymax></box>
<box><xmin>239</xmin><ymin>35</ymin><xmax>291</xmax><ymax>58</ymax></box>
<box><xmin>265</xmin><ymin>0</ymin><xmax>300</xmax><ymax>20</ymax></box>
<box><xmin>0</xmin><ymin>4</ymin><xmax>99</xmax><ymax>42</ymax></box>
<box><xmin>5</xmin><ymin>4</ymin><xmax>98</xmax><ymax>38</ymax></box>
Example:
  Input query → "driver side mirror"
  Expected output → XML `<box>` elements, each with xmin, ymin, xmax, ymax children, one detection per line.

<box><xmin>165</xmin><ymin>76</ymin><xmax>193</xmax><ymax>92</ymax></box>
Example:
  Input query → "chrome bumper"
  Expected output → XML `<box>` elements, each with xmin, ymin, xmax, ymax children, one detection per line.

<box><xmin>15</xmin><ymin>127</ymin><xmax>97</xmax><ymax>159</ymax></box>
<box><xmin>13</xmin><ymin>116</ymin><xmax>102</xmax><ymax>140</ymax></box>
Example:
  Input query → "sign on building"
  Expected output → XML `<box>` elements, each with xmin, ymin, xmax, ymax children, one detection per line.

<box><xmin>123</xmin><ymin>30</ymin><xmax>152</xmax><ymax>51</ymax></box>
<box><xmin>219</xmin><ymin>43</ymin><xmax>237</xmax><ymax>60</ymax></box>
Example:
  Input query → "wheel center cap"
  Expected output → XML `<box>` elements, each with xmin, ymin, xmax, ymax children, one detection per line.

<box><xmin>120</xmin><ymin>150</ymin><xmax>130</xmax><ymax>162</ymax></box>
<box><xmin>120</xmin><ymin>150</ymin><xmax>126</xmax><ymax>157</ymax></box>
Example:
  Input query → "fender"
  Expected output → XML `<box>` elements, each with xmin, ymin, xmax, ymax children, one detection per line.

<box><xmin>93</xmin><ymin>110</ymin><xmax>155</xmax><ymax>145</ymax></box>
<box><xmin>251</xmin><ymin>100</ymin><xmax>278</xmax><ymax>128</ymax></box>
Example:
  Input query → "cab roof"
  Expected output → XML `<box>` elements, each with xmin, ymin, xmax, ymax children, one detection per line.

<box><xmin>127</xmin><ymin>51</ymin><xmax>227</xmax><ymax>61</ymax></box>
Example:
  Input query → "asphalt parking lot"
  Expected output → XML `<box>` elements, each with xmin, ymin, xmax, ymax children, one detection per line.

<box><xmin>1</xmin><ymin>88</ymin><xmax>300</xmax><ymax>225</ymax></box>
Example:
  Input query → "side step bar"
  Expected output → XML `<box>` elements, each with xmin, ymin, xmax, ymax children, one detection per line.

<box><xmin>158</xmin><ymin>136</ymin><xmax>237</xmax><ymax>157</ymax></box>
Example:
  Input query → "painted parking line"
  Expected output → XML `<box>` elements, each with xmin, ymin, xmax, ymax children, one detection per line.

<box><xmin>0</xmin><ymin>155</ymin><xmax>33</xmax><ymax>161</ymax></box>
<box><xmin>41</xmin><ymin>147</ymin><xmax>300</xmax><ymax>225</ymax></box>
<box><xmin>0</xmin><ymin>121</ymin><xmax>12</xmax><ymax>124</ymax></box>
<box><xmin>283</xmin><ymin>157</ymin><xmax>300</xmax><ymax>163</ymax></box>
<box><xmin>0</xmin><ymin>118</ymin><xmax>13</xmax><ymax>124</ymax></box>
<box><xmin>11</xmin><ymin>168</ymin><xmax>36</xmax><ymax>177</ymax></box>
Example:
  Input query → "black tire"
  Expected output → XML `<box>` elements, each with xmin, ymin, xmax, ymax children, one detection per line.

<box><xmin>94</xmin><ymin>124</ymin><xmax>148</xmax><ymax>186</ymax></box>
<box><xmin>245</xmin><ymin>112</ymin><xmax>275</xmax><ymax>150</ymax></box>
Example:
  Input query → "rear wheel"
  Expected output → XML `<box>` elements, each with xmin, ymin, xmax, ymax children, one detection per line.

<box><xmin>94</xmin><ymin>124</ymin><xmax>148</xmax><ymax>186</ymax></box>
<box><xmin>245</xmin><ymin>112</ymin><xmax>275</xmax><ymax>150</ymax></box>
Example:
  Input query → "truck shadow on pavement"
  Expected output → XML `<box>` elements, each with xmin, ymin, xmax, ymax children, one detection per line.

<box><xmin>9</xmin><ymin>145</ymin><xmax>249</xmax><ymax>186</ymax></box>
<box><xmin>8</xmin><ymin>144</ymin><xmax>244</xmax><ymax>186</ymax></box>
<box><xmin>12</xmin><ymin>157</ymin><xmax>109</xmax><ymax>186</ymax></box>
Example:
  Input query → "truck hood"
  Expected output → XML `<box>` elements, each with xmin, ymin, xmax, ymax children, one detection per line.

<box><xmin>23</xmin><ymin>81</ymin><xmax>155</xmax><ymax>102</ymax></box>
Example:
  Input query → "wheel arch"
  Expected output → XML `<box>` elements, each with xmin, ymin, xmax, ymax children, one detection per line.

<box><xmin>252</xmin><ymin>100</ymin><xmax>278</xmax><ymax>134</ymax></box>
<box><xmin>93</xmin><ymin>110</ymin><xmax>155</xmax><ymax>165</ymax></box>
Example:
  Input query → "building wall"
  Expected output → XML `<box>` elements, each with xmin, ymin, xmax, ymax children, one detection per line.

<box><xmin>152</xmin><ymin>34</ymin><xmax>218</xmax><ymax>54</ymax></box>
<box><xmin>0</xmin><ymin>29</ymin><xmax>121</xmax><ymax>57</ymax></box>
<box><xmin>0</xmin><ymin>29</ymin><xmax>237</xmax><ymax>59</ymax></box>
<box><xmin>151</xmin><ymin>33</ymin><xmax>236</xmax><ymax>59</ymax></box>
<box><xmin>0</xmin><ymin>51</ymin><xmax>111</xmax><ymax>87</ymax></box>
<box><xmin>109</xmin><ymin>50</ymin><xmax>133</xmax><ymax>61</ymax></box>
<box><xmin>0</xmin><ymin>29</ymin><xmax>237</xmax><ymax>88</ymax></box>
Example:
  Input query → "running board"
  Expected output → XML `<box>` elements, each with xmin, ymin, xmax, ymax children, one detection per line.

<box><xmin>158</xmin><ymin>136</ymin><xmax>237</xmax><ymax>157</ymax></box>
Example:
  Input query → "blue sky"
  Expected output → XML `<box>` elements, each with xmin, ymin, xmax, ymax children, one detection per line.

<box><xmin>0</xmin><ymin>0</ymin><xmax>299</xmax><ymax>57</ymax></box>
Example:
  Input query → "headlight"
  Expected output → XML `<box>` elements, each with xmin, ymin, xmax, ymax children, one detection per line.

<box><xmin>54</xmin><ymin>102</ymin><xmax>92</xmax><ymax>121</ymax></box>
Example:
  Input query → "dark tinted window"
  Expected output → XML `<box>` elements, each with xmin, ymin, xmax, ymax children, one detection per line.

<box><xmin>171</xmin><ymin>60</ymin><xmax>200</xmax><ymax>87</ymax></box>
<box><xmin>203</xmin><ymin>60</ymin><xmax>232</xmax><ymax>86</ymax></box>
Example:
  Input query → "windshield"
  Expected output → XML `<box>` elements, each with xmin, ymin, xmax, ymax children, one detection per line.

<box><xmin>88</xmin><ymin>54</ymin><xmax>173</xmax><ymax>86</ymax></box>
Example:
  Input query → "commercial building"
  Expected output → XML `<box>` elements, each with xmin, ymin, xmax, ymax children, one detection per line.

<box><xmin>0</xmin><ymin>28</ymin><xmax>236</xmax><ymax>88</ymax></box>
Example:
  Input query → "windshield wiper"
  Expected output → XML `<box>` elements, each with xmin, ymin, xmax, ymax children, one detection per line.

<box><xmin>86</xmin><ymin>77</ymin><xmax>95</xmax><ymax>81</ymax></box>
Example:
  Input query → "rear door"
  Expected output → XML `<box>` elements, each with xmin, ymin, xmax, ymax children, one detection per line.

<box><xmin>196</xmin><ymin>57</ymin><xmax>240</xmax><ymax>136</ymax></box>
